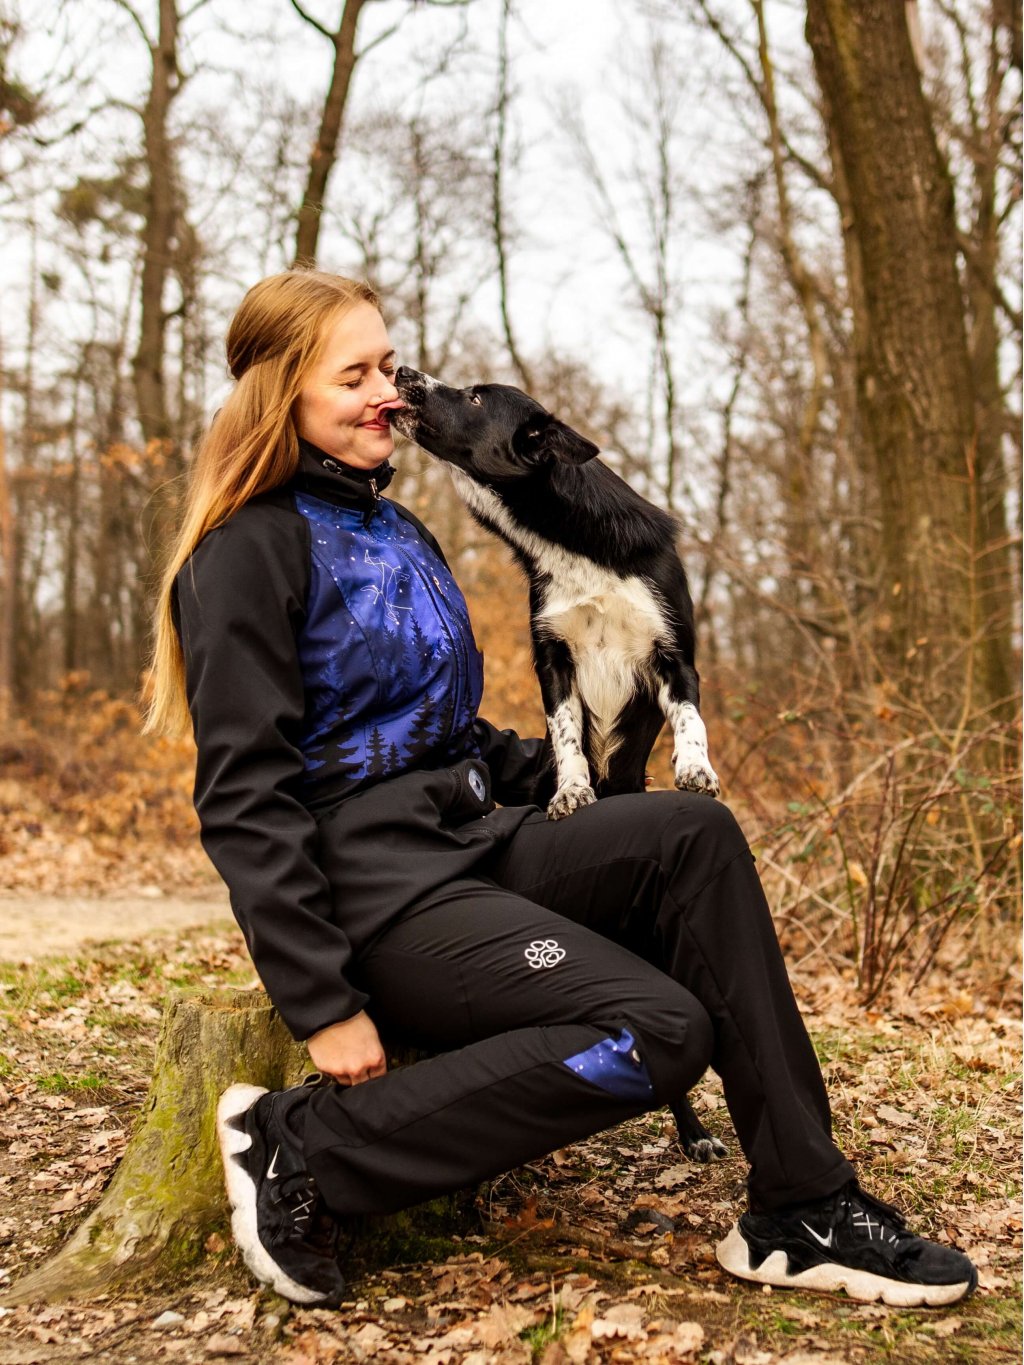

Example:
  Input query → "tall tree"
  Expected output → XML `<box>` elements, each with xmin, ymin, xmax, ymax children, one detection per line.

<box><xmin>114</xmin><ymin>0</ymin><xmax>186</xmax><ymax>446</ymax></box>
<box><xmin>290</xmin><ymin>0</ymin><xmax>370</xmax><ymax>268</ymax></box>
<box><xmin>289</xmin><ymin>0</ymin><xmax>476</xmax><ymax>268</ymax></box>
<box><xmin>804</xmin><ymin>0</ymin><xmax>1015</xmax><ymax>710</ymax></box>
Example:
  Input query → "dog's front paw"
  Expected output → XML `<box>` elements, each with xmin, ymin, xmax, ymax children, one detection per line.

<box><xmin>547</xmin><ymin>780</ymin><xmax>597</xmax><ymax>821</ymax></box>
<box><xmin>680</xmin><ymin>1133</ymin><xmax>728</xmax><ymax>1163</ymax></box>
<box><xmin>673</xmin><ymin>760</ymin><xmax>721</xmax><ymax>798</ymax></box>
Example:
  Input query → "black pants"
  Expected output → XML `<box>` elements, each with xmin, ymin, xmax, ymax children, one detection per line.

<box><xmin>299</xmin><ymin>793</ymin><xmax>856</xmax><ymax>1215</ymax></box>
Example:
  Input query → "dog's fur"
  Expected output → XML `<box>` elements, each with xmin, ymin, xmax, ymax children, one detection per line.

<box><xmin>391</xmin><ymin>369</ymin><xmax>720</xmax><ymax>817</ymax></box>
<box><xmin>391</xmin><ymin>369</ymin><xmax>725</xmax><ymax>1162</ymax></box>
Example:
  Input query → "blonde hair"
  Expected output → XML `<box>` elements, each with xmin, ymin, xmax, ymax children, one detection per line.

<box><xmin>144</xmin><ymin>270</ymin><xmax>380</xmax><ymax>736</ymax></box>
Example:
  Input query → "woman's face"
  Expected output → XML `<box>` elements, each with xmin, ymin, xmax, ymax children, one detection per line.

<box><xmin>295</xmin><ymin>302</ymin><xmax>401</xmax><ymax>469</ymax></box>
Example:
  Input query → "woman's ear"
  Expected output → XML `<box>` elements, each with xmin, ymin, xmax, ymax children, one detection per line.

<box><xmin>513</xmin><ymin>414</ymin><xmax>600</xmax><ymax>465</ymax></box>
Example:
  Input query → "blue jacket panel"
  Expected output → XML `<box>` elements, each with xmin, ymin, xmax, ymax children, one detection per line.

<box><xmin>295</xmin><ymin>492</ymin><xmax>484</xmax><ymax>806</ymax></box>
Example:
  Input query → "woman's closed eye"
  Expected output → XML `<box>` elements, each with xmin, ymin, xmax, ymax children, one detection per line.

<box><xmin>342</xmin><ymin>365</ymin><xmax>396</xmax><ymax>390</ymax></box>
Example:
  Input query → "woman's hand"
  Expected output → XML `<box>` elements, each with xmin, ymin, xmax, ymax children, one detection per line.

<box><xmin>307</xmin><ymin>1011</ymin><xmax>387</xmax><ymax>1086</ymax></box>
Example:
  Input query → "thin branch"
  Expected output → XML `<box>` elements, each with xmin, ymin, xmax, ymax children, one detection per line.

<box><xmin>690</xmin><ymin>0</ymin><xmax>833</xmax><ymax>195</ymax></box>
<box><xmin>289</xmin><ymin>0</ymin><xmax>333</xmax><ymax>42</ymax></box>
<box><xmin>108</xmin><ymin>0</ymin><xmax>152</xmax><ymax>45</ymax></box>
<box><xmin>357</xmin><ymin>16</ymin><xmax>406</xmax><ymax>60</ymax></box>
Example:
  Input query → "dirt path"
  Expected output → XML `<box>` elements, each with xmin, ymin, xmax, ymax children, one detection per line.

<box><xmin>0</xmin><ymin>893</ymin><xmax>233</xmax><ymax>961</ymax></box>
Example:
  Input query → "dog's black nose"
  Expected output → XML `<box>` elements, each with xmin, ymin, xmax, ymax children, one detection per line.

<box><xmin>396</xmin><ymin>365</ymin><xmax>420</xmax><ymax>386</ymax></box>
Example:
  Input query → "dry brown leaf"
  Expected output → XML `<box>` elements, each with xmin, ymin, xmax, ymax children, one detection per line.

<box><xmin>475</xmin><ymin>1301</ymin><xmax>539</xmax><ymax>1348</ymax></box>
<box><xmin>564</xmin><ymin>1303</ymin><xmax>595</xmax><ymax>1365</ymax></box>
<box><xmin>669</xmin><ymin>1321</ymin><xmax>704</xmax><ymax>1356</ymax></box>
<box><xmin>204</xmin><ymin>1333</ymin><xmax>249</xmax><ymax>1357</ymax></box>
<box><xmin>653</xmin><ymin>1164</ymin><xmax>697</xmax><ymax>1190</ymax></box>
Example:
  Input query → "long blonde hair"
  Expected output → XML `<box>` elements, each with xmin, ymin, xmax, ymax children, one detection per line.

<box><xmin>145</xmin><ymin>269</ymin><xmax>380</xmax><ymax>737</ymax></box>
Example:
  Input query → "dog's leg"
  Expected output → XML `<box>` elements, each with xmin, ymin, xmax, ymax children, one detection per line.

<box><xmin>661</xmin><ymin>693</ymin><xmax>720</xmax><ymax>797</ymax></box>
<box><xmin>672</xmin><ymin>1098</ymin><xmax>728</xmax><ymax>1163</ymax></box>
<box><xmin>535</xmin><ymin>637</ymin><xmax>596</xmax><ymax>820</ymax></box>
<box><xmin>651</xmin><ymin>649</ymin><xmax>720</xmax><ymax>797</ymax></box>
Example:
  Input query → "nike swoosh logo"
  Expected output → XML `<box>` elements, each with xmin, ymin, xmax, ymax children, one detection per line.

<box><xmin>801</xmin><ymin>1221</ymin><xmax>834</xmax><ymax>1248</ymax></box>
<box><xmin>267</xmin><ymin>1146</ymin><xmax>281</xmax><ymax>1179</ymax></box>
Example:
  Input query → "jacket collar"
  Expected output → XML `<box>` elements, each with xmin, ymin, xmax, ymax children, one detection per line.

<box><xmin>292</xmin><ymin>437</ymin><xmax>395</xmax><ymax>509</ymax></box>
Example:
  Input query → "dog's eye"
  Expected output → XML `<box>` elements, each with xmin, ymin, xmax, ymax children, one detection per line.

<box><xmin>468</xmin><ymin>393</ymin><xmax>482</xmax><ymax>406</ymax></box>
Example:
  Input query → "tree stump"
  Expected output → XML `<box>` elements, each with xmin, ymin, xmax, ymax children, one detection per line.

<box><xmin>5</xmin><ymin>988</ymin><xmax>476</xmax><ymax>1306</ymax></box>
<box><xmin>4</xmin><ymin>989</ymin><xmax>311</xmax><ymax>1305</ymax></box>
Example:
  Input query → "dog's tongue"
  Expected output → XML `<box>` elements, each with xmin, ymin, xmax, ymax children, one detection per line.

<box><xmin>378</xmin><ymin>399</ymin><xmax>406</xmax><ymax>422</ymax></box>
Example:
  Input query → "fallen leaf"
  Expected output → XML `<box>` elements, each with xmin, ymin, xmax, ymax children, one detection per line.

<box><xmin>876</xmin><ymin>1104</ymin><xmax>915</xmax><ymax>1128</ymax></box>
<box><xmin>475</xmin><ymin>1301</ymin><xmax>538</xmax><ymax>1348</ymax></box>
<box><xmin>205</xmin><ymin>1333</ymin><xmax>248</xmax><ymax>1356</ymax></box>
<box><xmin>654</xmin><ymin>1164</ymin><xmax>697</xmax><ymax>1190</ymax></box>
<box><xmin>671</xmin><ymin>1321</ymin><xmax>704</xmax><ymax>1355</ymax></box>
<box><xmin>932</xmin><ymin>1317</ymin><xmax>963</xmax><ymax>1338</ymax></box>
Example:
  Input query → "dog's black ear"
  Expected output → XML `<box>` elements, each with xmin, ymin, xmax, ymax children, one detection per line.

<box><xmin>513</xmin><ymin>415</ymin><xmax>600</xmax><ymax>465</ymax></box>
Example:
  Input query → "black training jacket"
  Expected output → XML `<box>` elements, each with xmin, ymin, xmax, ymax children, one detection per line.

<box><xmin>174</xmin><ymin>441</ymin><xmax>553</xmax><ymax>1039</ymax></box>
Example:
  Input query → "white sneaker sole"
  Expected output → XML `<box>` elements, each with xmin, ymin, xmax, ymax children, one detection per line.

<box><xmin>716</xmin><ymin>1223</ymin><xmax>973</xmax><ymax>1308</ymax></box>
<box><xmin>216</xmin><ymin>1083</ymin><xmax>333</xmax><ymax>1306</ymax></box>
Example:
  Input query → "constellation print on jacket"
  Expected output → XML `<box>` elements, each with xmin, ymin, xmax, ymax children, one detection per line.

<box><xmin>295</xmin><ymin>492</ymin><xmax>483</xmax><ymax>807</ymax></box>
<box><xmin>362</xmin><ymin>549</ymin><xmax>413</xmax><ymax>627</ymax></box>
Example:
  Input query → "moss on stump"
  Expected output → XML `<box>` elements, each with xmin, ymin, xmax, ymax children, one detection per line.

<box><xmin>5</xmin><ymin>989</ymin><xmax>474</xmax><ymax>1305</ymax></box>
<box><xmin>6</xmin><ymin>989</ymin><xmax>309</xmax><ymax>1304</ymax></box>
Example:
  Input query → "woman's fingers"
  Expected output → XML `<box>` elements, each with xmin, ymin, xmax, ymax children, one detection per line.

<box><xmin>307</xmin><ymin>1010</ymin><xmax>388</xmax><ymax>1085</ymax></box>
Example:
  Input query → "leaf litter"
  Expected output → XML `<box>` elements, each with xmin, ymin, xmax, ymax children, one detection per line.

<box><xmin>0</xmin><ymin>926</ymin><xmax>1019</xmax><ymax>1363</ymax></box>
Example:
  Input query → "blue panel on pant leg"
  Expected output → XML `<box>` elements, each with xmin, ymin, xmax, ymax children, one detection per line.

<box><xmin>561</xmin><ymin>1028</ymin><xmax>654</xmax><ymax>1102</ymax></box>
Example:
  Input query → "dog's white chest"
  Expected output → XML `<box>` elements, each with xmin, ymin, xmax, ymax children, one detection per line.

<box><xmin>449</xmin><ymin>468</ymin><xmax>668</xmax><ymax>732</ymax></box>
<box><xmin>537</xmin><ymin>557</ymin><xmax>669</xmax><ymax>746</ymax></box>
<box><xmin>539</xmin><ymin>566</ymin><xmax>665</xmax><ymax>676</ymax></box>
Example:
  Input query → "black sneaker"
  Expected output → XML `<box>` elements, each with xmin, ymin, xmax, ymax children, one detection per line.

<box><xmin>716</xmin><ymin>1180</ymin><xmax>978</xmax><ymax>1307</ymax></box>
<box><xmin>217</xmin><ymin>1081</ymin><xmax>345</xmax><ymax>1307</ymax></box>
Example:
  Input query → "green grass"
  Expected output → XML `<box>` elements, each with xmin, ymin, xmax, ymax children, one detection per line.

<box><xmin>37</xmin><ymin>1070</ymin><xmax>112</xmax><ymax>1094</ymax></box>
<box><xmin>0</xmin><ymin>958</ymin><xmax>90</xmax><ymax>1016</ymax></box>
<box><xmin>520</xmin><ymin>1305</ymin><xmax>566</xmax><ymax>1359</ymax></box>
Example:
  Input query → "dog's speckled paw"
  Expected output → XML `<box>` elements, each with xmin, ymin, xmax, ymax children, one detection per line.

<box><xmin>681</xmin><ymin>1133</ymin><xmax>728</xmax><ymax>1163</ymax></box>
<box><xmin>674</xmin><ymin>763</ymin><xmax>720</xmax><ymax>798</ymax></box>
<box><xmin>547</xmin><ymin>782</ymin><xmax>597</xmax><ymax>820</ymax></box>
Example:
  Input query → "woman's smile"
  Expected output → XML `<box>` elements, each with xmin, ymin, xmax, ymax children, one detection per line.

<box><xmin>295</xmin><ymin>302</ymin><xmax>404</xmax><ymax>468</ymax></box>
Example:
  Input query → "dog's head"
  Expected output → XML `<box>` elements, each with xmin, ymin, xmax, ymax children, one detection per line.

<box><xmin>390</xmin><ymin>367</ymin><xmax>599</xmax><ymax>483</ymax></box>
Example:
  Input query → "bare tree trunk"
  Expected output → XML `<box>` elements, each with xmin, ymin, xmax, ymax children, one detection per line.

<box><xmin>291</xmin><ymin>0</ymin><xmax>369</xmax><ymax>268</ymax></box>
<box><xmin>0</xmin><ymin>325</ymin><xmax>12</xmax><ymax>725</ymax></box>
<box><xmin>954</xmin><ymin>5</ymin><xmax>1018</xmax><ymax>710</ymax></box>
<box><xmin>132</xmin><ymin>0</ymin><xmax>180</xmax><ymax>446</ymax></box>
<box><xmin>63</xmin><ymin>357</ymin><xmax>84</xmax><ymax>675</ymax></box>
<box><xmin>804</xmin><ymin>0</ymin><xmax>1009</xmax><ymax>709</ymax></box>
<box><xmin>490</xmin><ymin>0</ymin><xmax>532</xmax><ymax>390</ymax></box>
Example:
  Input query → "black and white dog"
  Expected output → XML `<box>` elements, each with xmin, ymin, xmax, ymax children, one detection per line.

<box><xmin>391</xmin><ymin>369</ymin><xmax>720</xmax><ymax>820</ymax></box>
<box><xmin>391</xmin><ymin>371</ymin><xmax>725</xmax><ymax>1165</ymax></box>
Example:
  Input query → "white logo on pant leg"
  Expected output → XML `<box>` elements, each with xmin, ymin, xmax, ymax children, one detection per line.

<box><xmin>525</xmin><ymin>939</ymin><xmax>565</xmax><ymax>969</ymax></box>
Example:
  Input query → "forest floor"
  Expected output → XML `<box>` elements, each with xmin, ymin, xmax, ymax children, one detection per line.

<box><xmin>0</xmin><ymin>692</ymin><xmax>1020</xmax><ymax>1362</ymax></box>
<box><xmin>0</xmin><ymin>912</ymin><xmax>1019</xmax><ymax>1365</ymax></box>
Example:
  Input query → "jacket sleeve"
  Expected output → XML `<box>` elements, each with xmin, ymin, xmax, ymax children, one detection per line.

<box><xmin>471</xmin><ymin>717</ymin><xmax>555</xmax><ymax>808</ymax></box>
<box><xmin>174</xmin><ymin>501</ymin><xmax>369</xmax><ymax>1040</ymax></box>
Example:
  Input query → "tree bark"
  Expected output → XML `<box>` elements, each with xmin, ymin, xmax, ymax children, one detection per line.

<box><xmin>804</xmin><ymin>0</ymin><xmax>1011</xmax><ymax>709</ymax></box>
<box><xmin>956</xmin><ymin>8</ymin><xmax>1017</xmax><ymax>711</ymax></box>
<box><xmin>292</xmin><ymin>0</ymin><xmax>369</xmax><ymax>268</ymax></box>
<box><xmin>3</xmin><ymin>990</ymin><xmax>475</xmax><ymax>1305</ymax></box>
<box><xmin>3</xmin><ymin>990</ymin><xmax>308</xmax><ymax>1305</ymax></box>
<box><xmin>132</xmin><ymin>0</ymin><xmax>180</xmax><ymax>446</ymax></box>
<box><xmin>0</xmin><ymin>324</ymin><xmax>13</xmax><ymax>724</ymax></box>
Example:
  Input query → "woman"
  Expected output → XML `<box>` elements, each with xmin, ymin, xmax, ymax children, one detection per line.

<box><xmin>148</xmin><ymin>269</ymin><xmax>976</xmax><ymax>1311</ymax></box>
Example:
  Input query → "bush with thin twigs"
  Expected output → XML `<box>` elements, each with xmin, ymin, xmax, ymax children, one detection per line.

<box><xmin>694</xmin><ymin>671</ymin><xmax>1022</xmax><ymax>1003</ymax></box>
